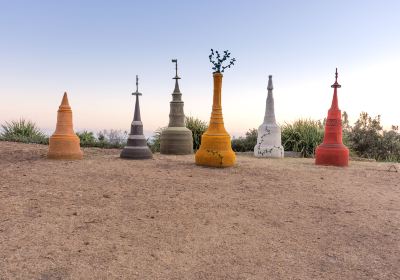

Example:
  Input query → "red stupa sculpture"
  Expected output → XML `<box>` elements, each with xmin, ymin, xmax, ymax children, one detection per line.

<box><xmin>315</xmin><ymin>68</ymin><xmax>349</xmax><ymax>166</ymax></box>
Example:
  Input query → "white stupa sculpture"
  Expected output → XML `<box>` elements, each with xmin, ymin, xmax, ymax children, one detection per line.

<box><xmin>254</xmin><ymin>75</ymin><xmax>284</xmax><ymax>158</ymax></box>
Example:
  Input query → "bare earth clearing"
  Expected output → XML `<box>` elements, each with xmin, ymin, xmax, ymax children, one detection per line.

<box><xmin>0</xmin><ymin>141</ymin><xmax>399</xmax><ymax>280</ymax></box>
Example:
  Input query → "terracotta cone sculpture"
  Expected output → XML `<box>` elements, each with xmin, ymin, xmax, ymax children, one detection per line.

<box><xmin>160</xmin><ymin>59</ymin><xmax>193</xmax><ymax>154</ymax></box>
<box><xmin>47</xmin><ymin>92</ymin><xmax>83</xmax><ymax>160</ymax></box>
<box><xmin>120</xmin><ymin>75</ymin><xmax>153</xmax><ymax>160</ymax></box>
<box><xmin>315</xmin><ymin>68</ymin><xmax>349</xmax><ymax>166</ymax></box>
<box><xmin>254</xmin><ymin>75</ymin><xmax>284</xmax><ymax>158</ymax></box>
<box><xmin>195</xmin><ymin>49</ymin><xmax>236</xmax><ymax>167</ymax></box>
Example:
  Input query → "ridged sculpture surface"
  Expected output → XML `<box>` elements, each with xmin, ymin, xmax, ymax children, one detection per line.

<box><xmin>315</xmin><ymin>68</ymin><xmax>349</xmax><ymax>166</ymax></box>
<box><xmin>195</xmin><ymin>49</ymin><xmax>236</xmax><ymax>167</ymax></box>
<box><xmin>254</xmin><ymin>75</ymin><xmax>284</xmax><ymax>158</ymax></box>
<box><xmin>160</xmin><ymin>59</ymin><xmax>193</xmax><ymax>154</ymax></box>
<box><xmin>120</xmin><ymin>75</ymin><xmax>153</xmax><ymax>160</ymax></box>
<box><xmin>47</xmin><ymin>92</ymin><xmax>83</xmax><ymax>160</ymax></box>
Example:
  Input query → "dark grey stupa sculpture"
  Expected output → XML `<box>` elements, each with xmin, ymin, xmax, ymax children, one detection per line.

<box><xmin>120</xmin><ymin>75</ymin><xmax>153</xmax><ymax>159</ymax></box>
<box><xmin>160</xmin><ymin>59</ymin><xmax>193</xmax><ymax>154</ymax></box>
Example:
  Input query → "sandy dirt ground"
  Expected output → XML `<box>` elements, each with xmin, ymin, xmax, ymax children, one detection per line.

<box><xmin>0</xmin><ymin>141</ymin><xmax>399</xmax><ymax>280</ymax></box>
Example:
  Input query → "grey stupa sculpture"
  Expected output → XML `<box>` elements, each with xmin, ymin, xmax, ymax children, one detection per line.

<box><xmin>254</xmin><ymin>75</ymin><xmax>284</xmax><ymax>158</ymax></box>
<box><xmin>120</xmin><ymin>75</ymin><xmax>153</xmax><ymax>159</ymax></box>
<box><xmin>160</xmin><ymin>59</ymin><xmax>193</xmax><ymax>154</ymax></box>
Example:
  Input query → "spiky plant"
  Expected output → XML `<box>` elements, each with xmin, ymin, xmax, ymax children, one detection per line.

<box><xmin>281</xmin><ymin>119</ymin><xmax>324</xmax><ymax>158</ymax></box>
<box><xmin>185</xmin><ymin>116</ymin><xmax>208</xmax><ymax>150</ymax></box>
<box><xmin>0</xmin><ymin>119</ymin><xmax>48</xmax><ymax>144</ymax></box>
<box><xmin>209</xmin><ymin>49</ymin><xmax>236</xmax><ymax>73</ymax></box>
<box><xmin>147</xmin><ymin>127</ymin><xmax>165</xmax><ymax>153</ymax></box>
<box><xmin>76</xmin><ymin>130</ymin><xmax>96</xmax><ymax>147</ymax></box>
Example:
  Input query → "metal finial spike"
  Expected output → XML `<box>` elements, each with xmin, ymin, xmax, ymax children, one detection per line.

<box><xmin>171</xmin><ymin>59</ymin><xmax>180</xmax><ymax>79</ymax></box>
<box><xmin>267</xmin><ymin>75</ymin><xmax>273</xmax><ymax>90</ymax></box>
<box><xmin>132</xmin><ymin>75</ymin><xmax>142</xmax><ymax>96</ymax></box>
<box><xmin>335</xmin><ymin>68</ymin><xmax>338</xmax><ymax>82</ymax></box>
<box><xmin>331</xmin><ymin>68</ymin><xmax>341</xmax><ymax>89</ymax></box>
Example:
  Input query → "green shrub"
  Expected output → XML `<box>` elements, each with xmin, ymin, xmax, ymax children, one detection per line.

<box><xmin>147</xmin><ymin>127</ymin><xmax>165</xmax><ymax>153</ymax></box>
<box><xmin>347</xmin><ymin>112</ymin><xmax>382</xmax><ymax>159</ymax></box>
<box><xmin>185</xmin><ymin>116</ymin><xmax>208</xmax><ymax>150</ymax></box>
<box><xmin>231</xmin><ymin>128</ymin><xmax>257</xmax><ymax>152</ymax></box>
<box><xmin>347</xmin><ymin>112</ymin><xmax>400</xmax><ymax>162</ymax></box>
<box><xmin>97</xmin><ymin>129</ymin><xmax>127</xmax><ymax>148</ymax></box>
<box><xmin>0</xmin><ymin>119</ymin><xmax>48</xmax><ymax>144</ymax></box>
<box><xmin>76</xmin><ymin>129</ymin><xmax>127</xmax><ymax>148</ymax></box>
<box><xmin>381</xmin><ymin>129</ymin><xmax>400</xmax><ymax>162</ymax></box>
<box><xmin>281</xmin><ymin>119</ymin><xmax>324</xmax><ymax>158</ymax></box>
<box><xmin>76</xmin><ymin>130</ymin><xmax>97</xmax><ymax>146</ymax></box>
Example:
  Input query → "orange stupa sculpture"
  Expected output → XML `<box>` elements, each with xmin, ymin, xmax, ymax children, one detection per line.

<box><xmin>315</xmin><ymin>68</ymin><xmax>349</xmax><ymax>166</ymax></box>
<box><xmin>47</xmin><ymin>92</ymin><xmax>83</xmax><ymax>160</ymax></box>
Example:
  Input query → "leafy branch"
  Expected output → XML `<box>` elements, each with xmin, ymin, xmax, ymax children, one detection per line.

<box><xmin>208</xmin><ymin>49</ymin><xmax>236</xmax><ymax>73</ymax></box>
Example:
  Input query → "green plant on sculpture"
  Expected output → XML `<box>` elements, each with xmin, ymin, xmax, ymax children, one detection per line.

<box><xmin>209</xmin><ymin>49</ymin><xmax>236</xmax><ymax>73</ymax></box>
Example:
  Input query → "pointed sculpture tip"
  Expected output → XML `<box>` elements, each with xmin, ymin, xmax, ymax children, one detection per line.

<box><xmin>172</xmin><ymin>58</ymin><xmax>180</xmax><ymax>80</ymax></box>
<box><xmin>61</xmin><ymin>92</ymin><xmax>70</xmax><ymax>106</ymax></box>
<box><xmin>267</xmin><ymin>75</ymin><xmax>273</xmax><ymax>90</ymax></box>
<box><xmin>331</xmin><ymin>67</ymin><xmax>341</xmax><ymax>88</ymax></box>
<box><xmin>335</xmin><ymin>67</ymin><xmax>338</xmax><ymax>82</ymax></box>
<box><xmin>132</xmin><ymin>75</ymin><xmax>142</xmax><ymax>96</ymax></box>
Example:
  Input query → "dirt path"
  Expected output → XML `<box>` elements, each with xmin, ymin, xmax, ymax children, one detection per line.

<box><xmin>0</xmin><ymin>141</ymin><xmax>399</xmax><ymax>280</ymax></box>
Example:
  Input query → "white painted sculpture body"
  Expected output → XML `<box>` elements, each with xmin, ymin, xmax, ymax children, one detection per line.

<box><xmin>254</xmin><ymin>75</ymin><xmax>284</xmax><ymax>158</ymax></box>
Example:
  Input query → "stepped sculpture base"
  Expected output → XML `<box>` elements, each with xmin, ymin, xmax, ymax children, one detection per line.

<box><xmin>48</xmin><ymin>135</ymin><xmax>83</xmax><ymax>160</ymax></box>
<box><xmin>195</xmin><ymin>134</ymin><xmax>236</xmax><ymax>167</ymax></box>
<box><xmin>254</xmin><ymin>124</ymin><xmax>284</xmax><ymax>158</ymax></box>
<box><xmin>160</xmin><ymin>127</ymin><xmax>193</xmax><ymax>155</ymax></box>
<box><xmin>120</xmin><ymin>134</ymin><xmax>153</xmax><ymax>159</ymax></box>
<box><xmin>120</xmin><ymin>146</ymin><xmax>153</xmax><ymax>159</ymax></box>
<box><xmin>315</xmin><ymin>144</ymin><xmax>349</xmax><ymax>167</ymax></box>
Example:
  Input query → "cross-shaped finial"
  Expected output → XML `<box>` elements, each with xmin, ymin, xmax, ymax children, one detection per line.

<box><xmin>132</xmin><ymin>75</ymin><xmax>142</xmax><ymax>96</ymax></box>
<box><xmin>171</xmin><ymin>59</ymin><xmax>180</xmax><ymax>79</ymax></box>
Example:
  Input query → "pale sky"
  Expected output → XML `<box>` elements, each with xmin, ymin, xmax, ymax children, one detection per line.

<box><xmin>0</xmin><ymin>0</ymin><xmax>399</xmax><ymax>137</ymax></box>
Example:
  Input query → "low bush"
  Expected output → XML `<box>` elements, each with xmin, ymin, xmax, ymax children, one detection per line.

<box><xmin>0</xmin><ymin>119</ymin><xmax>48</xmax><ymax>144</ymax></box>
<box><xmin>347</xmin><ymin>112</ymin><xmax>400</xmax><ymax>162</ymax></box>
<box><xmin>281</xmin><ymin>119</ymin><xmax>324</xmax><ymax>158</ymax></box>
<box><xmin>77</xmin><ymin>129</ymin><xmax>128</xmax><ymax>149</ymax></box>
<box><xmin>185</xmin><ymin>116</ymin><xmax>208</xmax><ymax>150</ymax></box>
<box><xmin>97</xmin><ymin>129</ymin><xmax>128</xmax><ymax>148</ymax></box>
<box><xmin>147</xmin><ymin>127</ymin><xmax>165</xmax><ymax>153</ymax></box>
<box><xmin>231</xmin><ymin>129</ymin><xmax>257</xmax><ymax>152</ymax></box>
<box><xmin>76</xmin><ymin>131</ymin><xmax>97</xmax><ymax>146</ymax></box>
